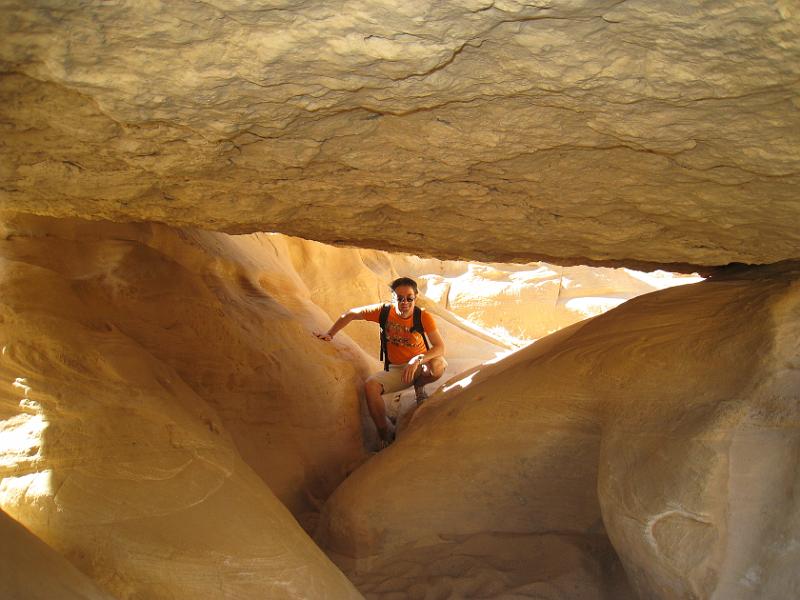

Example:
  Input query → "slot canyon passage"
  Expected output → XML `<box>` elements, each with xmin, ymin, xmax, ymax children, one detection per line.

<box><xmin>0</xmin><ymin>1</ymin><xmax>799</xmax><ymax>599</ymax></box>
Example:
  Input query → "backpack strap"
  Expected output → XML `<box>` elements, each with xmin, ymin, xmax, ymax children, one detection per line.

<box><xmin>378</xmin><ymin>303</ymin><xmax>391</xmax><ymax>371</ymax></box>
<box><xmin>412</xmin><ymin>306</ymin><xmax>431</xmax><ymax>351</ymax></box>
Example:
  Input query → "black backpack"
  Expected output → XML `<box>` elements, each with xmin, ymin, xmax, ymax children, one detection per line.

<box><xmin>379</xmin><ymin>303</ymin><xmax>430</xmax><ymax>371</ymax></box>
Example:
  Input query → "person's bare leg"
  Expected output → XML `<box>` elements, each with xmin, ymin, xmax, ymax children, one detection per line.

<box><xmin>365</xmin><ymin>379</ymin><xmax>392</xmax><ymax>442</ymax></box>
<box><xmin>413</xmin><ymin>357</ymin><xmax>446</xmax><ymax>403</ymax></box>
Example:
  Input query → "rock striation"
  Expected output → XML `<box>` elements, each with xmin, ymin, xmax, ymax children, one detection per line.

<box><xmin>1</xmin><ymin>2</ymin><xmax>798</xmax><ymax>597</ymax></box>
<box><xmin>1</xmin><ymin>1</ymin><xmax>799</xmax><ymax>268</ymax></box>
<box><xmin>317</xmin><ymin>262</ymin><xmax>800</xmax><ymax>599</ymax></box>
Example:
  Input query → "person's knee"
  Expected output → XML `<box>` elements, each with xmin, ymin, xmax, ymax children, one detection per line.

<box><xmin>428</xmin><ymin>357</ymin><xmax>447</xmax><ymax>379</ymax></box>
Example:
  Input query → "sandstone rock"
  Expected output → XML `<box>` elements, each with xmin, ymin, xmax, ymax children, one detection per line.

<box><xmin>240</xmin><ymin>232</ymin><xmax>514</xmax><ymax>442</ymax></box>
<box><xmin>317</xmin><ymin>263</ymin><xmax>800</xmax><ymax>599</ymax></box>
<box><xmin>597</xmin><ymin>264</ymin><xmax>800</xmax><ymax>599</ymax></box>
<box><xmin>1</xmin><ymin>2</ymin><xmax>799</xmax><ymax>268</ymax></box>
<box><xmin>0</xmin><ymin>509</ymin><xmax>115</xmax><ymax>600</ymax></box>
<box><xmin>342</xmin><ymin>531</ymin><xmax>634</xmax><ymax>600</ymax></box>
<box><xmin>0</xmin><ymin>213</ymin><xmax>376</xmax><ymax>520</ymax></box>
<box><xmin>269</xmin><ymin>234</ymin><xmax>703</xmax><ymax>431</ymax></box>
<box><xmin>275</xmin><ymin>233</ymin><xmax>513</xmax><ymax>368</ymax></box>
<box><xmin>417</xmin><ymin>262</ymin><xmax>703</xmax><ymax>341</ymax></box>
<box><xmin>279</xmin><ymin>232</ymin><xmax>702</xmax><ymax>352</ymax></box>
<box><xmin>0</xmin><ymin>212</ymin><xmax>521</xmax><ymax>598</ymax></box>
<box><xmin>0</xmin><ymin>213</ymin><xmax>366</xmax><ymax>598</ymax></box>
<box><xmin>1</xmin><ymin>210</ymin><xmax>796</xmax><ymax>598</ymax></box>
<box><xmin>0</xmin><ymin>212</ymin><xmax>522</xmax><ymax>523</ymax></box>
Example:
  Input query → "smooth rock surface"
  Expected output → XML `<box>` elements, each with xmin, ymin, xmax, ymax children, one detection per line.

<box><xmin>0</xmin><ymin>509</ymin><xmax>115</xmax><ymax>600</ymax></box>
<box><xmin>0</xmin><ymin>210</ymin><xmax>795</xmax><ymax>599</ymax></box>
<box><xmin>0</xmin><ymin>214</ymin><xmax>368</xmax><ymax>599</ymax></box>
<box><xmin>0</xmin><ymin>213</ymin><xmax>378</xmax><ymax>520</ymax></box>
<box><xmin>1</xmin><ymin>1</ymin><xmax>799</xmax><ymax>268</ymax></box>
<box><xmin>317</xmin><ymin>263</ymin><xmax>800</xmax><ymax>599</ymax></box>
<box><xmin>0</xmin><ymin>212</ymin><xmax>532</xmax><ymax>598</ymax></box>
<box><xmin>598</xmin><ymin>265</ymin><xmax>800</xmax><ymax>599</ymax></box>
<box><xmin>2</xmin><ymin>212</ymin><xmax>662</xmax><ymax>537</ymax></box>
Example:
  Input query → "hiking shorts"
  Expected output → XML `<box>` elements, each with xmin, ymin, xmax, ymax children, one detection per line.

<box><xmin>366</xmin><ymin>365</ymin><xmax>410</xmax><ymax>395</ymax></box>
<box><xmin>366</xmin><ymin>358</ymin><xmax>448</xmax><ymax>395</ymax></box>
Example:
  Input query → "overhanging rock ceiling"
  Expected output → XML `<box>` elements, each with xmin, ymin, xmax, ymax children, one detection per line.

<box><xmin>1</xmin><ymin>1</ymin><xmax>799</xmax><ymax>268</ymax></box>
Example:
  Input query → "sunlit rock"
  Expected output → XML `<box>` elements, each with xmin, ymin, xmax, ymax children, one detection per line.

<box><xmin>0</xmin><ymin>212</ymin><xmax>520</xmax><ymax>598</ymax></box>
<box><xmin>598</xmin><ymin>264</ymin><xmax>800</xmax><ymax>599</ymax></box>
<box><xmin>317</xmin><ymin>263</ymin><xmax>800</xmax><ymax>599</ymax></box>
<box><xmin>0</xmin><ymin>2</ymin><xmax>797</xmax><ymax>597</ymax></box>
<box><xmin>0</xmin><ymin>214</ymin><xmax>366</xmax><ymax>598</ymax></box>
<box><xmin>417</xmin><ymin>263</ymin><xmax>703</xmax><ymax>341</ymax></box>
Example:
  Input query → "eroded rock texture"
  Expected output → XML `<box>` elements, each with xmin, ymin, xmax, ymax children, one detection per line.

<box><xmin>2</xmin><ymin>1</ymin><xmax>799</xmax><ymax>268</ymax></box>
<box><xmin>317</xmin><ymin>263</ymin><xmax>800</xmax><ymax>599</ymax></box>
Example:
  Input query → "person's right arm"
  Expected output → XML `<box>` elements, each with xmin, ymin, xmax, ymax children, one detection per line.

<box><xmin>314</xmin><ymin>307</ymin><xmax>366</xmax><ymax>341</ymax></box>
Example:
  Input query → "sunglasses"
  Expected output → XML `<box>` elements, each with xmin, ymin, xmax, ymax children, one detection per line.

<box><xmin>395</xmin><ymin>295</ymin><xmax>416</xmax><ymax>303</ymax></box>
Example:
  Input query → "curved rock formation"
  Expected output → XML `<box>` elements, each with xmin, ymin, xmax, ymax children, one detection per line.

<box><xmin>1</xmin><ymin>2</ymin><xmax>798</xmax><ymax>598</ymax></box>
<box><xmin>0</xmin><ymin>510</ymin><xmax>115</xmax><ymax>600</ymax></box>
<box><xmin>317</xmin><ymin>263</ymin><xmax>800</xmax><ymax>599</ymax></box>
<box><xmin>0</xmin><ymin>214</ymin><xmax>368</xmax><ymax>598</ymax></box>
<box><xmin>0</xmin><ymin>212</ymin><xmax>523</xmax><ymax>598</ymax></box>
<box><xmin>2</xmin><ymin>212</ymin><xmax>794</xmax><ymax>598</ymax></box>
<box><xmin>1</xmin><ymin>2</ymin><xmax>799</xmax><ymax>268</ymax></box>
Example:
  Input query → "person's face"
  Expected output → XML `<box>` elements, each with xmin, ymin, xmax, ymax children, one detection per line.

<box><xmin>393</xmin><ymin>285</ymin><xmax>416</xmax><ymax>315</ymax></box>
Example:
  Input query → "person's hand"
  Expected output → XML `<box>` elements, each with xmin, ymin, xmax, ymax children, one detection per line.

<box><xmin>315</xmin><ymin>331</ymin><xmax>333</xmax><ymax>342</ymax></box>
<box><xmin>402</xmin><ymin>355</ymin><xmax>424</xmax><ymax>384</ymax></box>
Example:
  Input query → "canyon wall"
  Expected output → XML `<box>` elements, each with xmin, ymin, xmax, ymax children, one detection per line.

<box><xmin>0</xmin><ymin>212</ymin><xmax>665</xmax><ymax>519</ymax></box>
<box><xmin>0</xmin><ymin>510</ymin><xmax>115</xmax><ymax>600</ymax></box>
<box><xmin>318</xmin><ymin>263</ymin><xmax>800</xmax><ymax>599</ymax></box>
<box><xmin>1</xmin><ymin>214</ymin><xmax>797</xmax><ymax>600</ymax></box>
<box><xmin>0</xmin><ymin>2</ymin><xmax>798</xmax><ymax>597</ymax></box>
<box><xmin>414</xmin><ymin>262</ymin><xmax>702</xmax><ymax>342</ymax></box>
<box><xmin>0</xmin><ymin>212</ymin><xmax>523</xmax><ymax>598</ymax></box>
<box><xmin>280</xmin><ymin>234</ymin><xmax>702</xmax><ymax>348</ymax></box>
<box><xmin>0</xmin><ymin>214</ymin><xmax>370</xmax><ymax>598</ymax></box>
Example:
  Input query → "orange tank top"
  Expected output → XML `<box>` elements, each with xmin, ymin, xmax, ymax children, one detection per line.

<box><xmin>361</xmin><ymin>304</ymin><xmax>437</xmax><ymax>365</ymax></box>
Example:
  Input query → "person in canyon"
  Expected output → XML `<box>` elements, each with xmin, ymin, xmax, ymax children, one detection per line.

<box><xmin>315</xmin><ymin>277</ymin><xmax>447</xmax><ymax>447</ymax></box>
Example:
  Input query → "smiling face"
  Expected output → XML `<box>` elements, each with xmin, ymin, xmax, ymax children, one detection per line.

<box><xmin>393</xmin><ymin>284</ymin><xmax>416</xmax><ymax>318</ymax></box>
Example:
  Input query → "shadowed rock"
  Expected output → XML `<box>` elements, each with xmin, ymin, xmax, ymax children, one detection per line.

<box><xmin>1</xmin><ymin>1</ymin><xmax>798</xmax><ymax>268</ymax></box>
